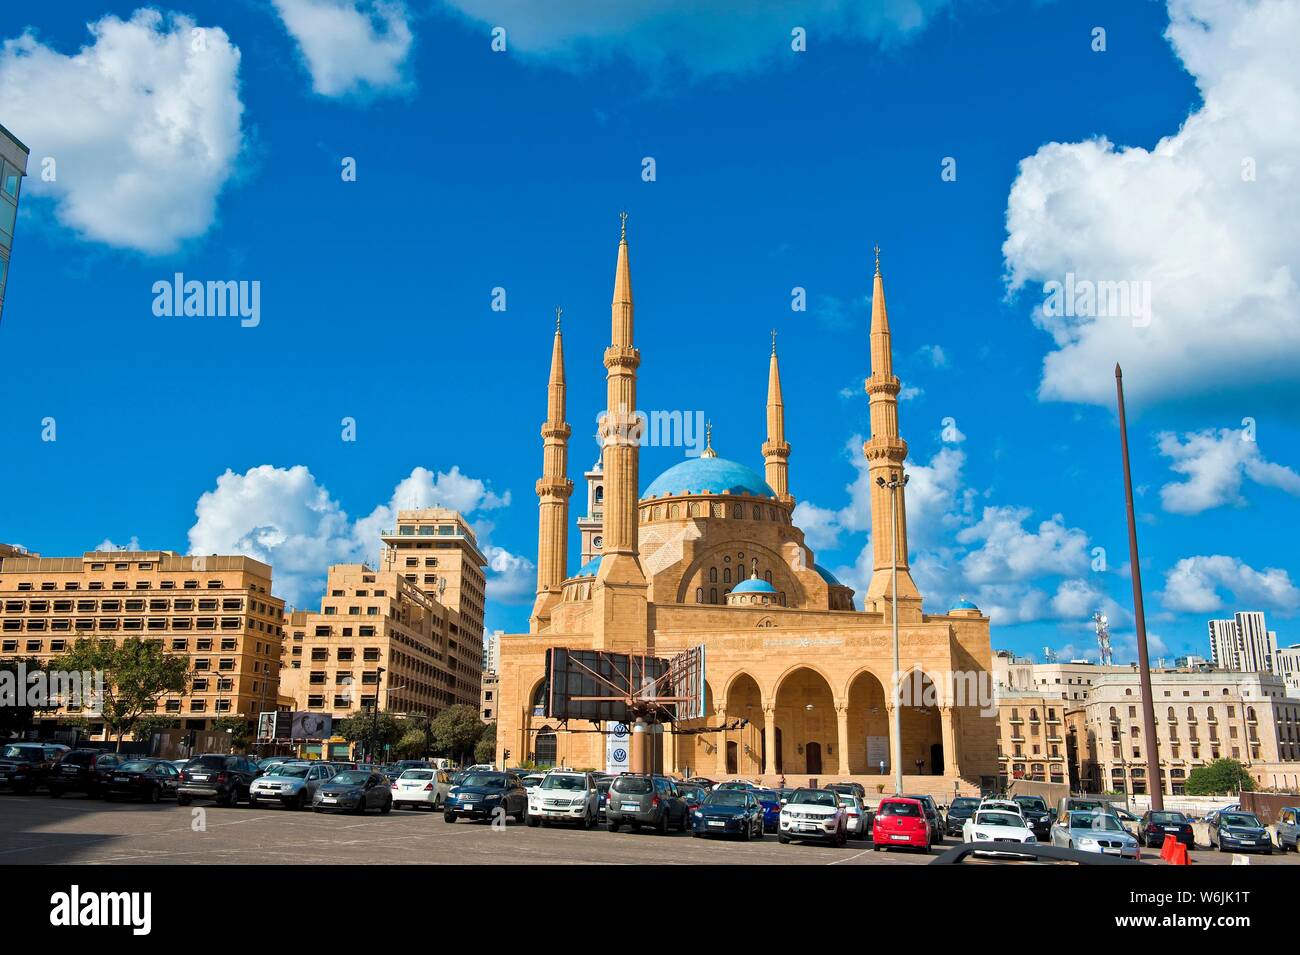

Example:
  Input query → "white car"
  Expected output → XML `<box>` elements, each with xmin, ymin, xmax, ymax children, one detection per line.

<box><xmin>833</xmin><ymin>792</ymin><xmax>868</xmax><ymax>838</ymax></box>
<box><xmin>962</xmin><ymin>808</ymin><xmax>1037</xmax><ymax>856</ymax></box>
<box><xmin>978</xmin><ymin>798</ymin><xmax>1024</xmax><ymax>817</ymax></box>
<box><xmin>526</xmin><ymin>770</ymin><xmax>599</xmax><ymax>828</ymax></box>
<box><xmin>391</xmin><ymin>768</ymin><xmax>451</xmax><ymax>810</ymax></box>
<box><xmin>778</xmin><ymin>788</ymin><xmax>847</xmax><ymax>846</ymax></box>
<box><xmin>521</xmin><ymin>773</ymin><xmax>546</xmax><ymax>799</ymax></box>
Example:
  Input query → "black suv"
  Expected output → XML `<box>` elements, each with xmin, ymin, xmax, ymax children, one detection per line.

<box><xmin>176</xmin><ymin>754</ymin><xmax>260</xmax><ymax>806</ymax></box>
<box><xmin>49</xmin><ymin>749</ymin><xmax>125</xmax><ymax>798</ymax></box>
<box><xmin>0</xmin><ymin>742</ymin><xmax>67</xmax><ymax>794</ymax></box>
<box><xmin>1012</xmin><ymin>795</ymin><xmax>1053</xmax><ymax>840</ymax></box>
<box><xmin>944</xmin><ymin>796</ymin><xmax>982</xmax><ymax>837</ymax></box>
<box><xmin>605</xmin><ymin>774</ymin><xmax>689</xmax><ymax>834</ymax></box>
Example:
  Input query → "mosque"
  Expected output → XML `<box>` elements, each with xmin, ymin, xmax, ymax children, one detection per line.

<box><xmin>493</xmin><ymin>217</ymin><xmax>999</xmax><ymax>794</ymax></box>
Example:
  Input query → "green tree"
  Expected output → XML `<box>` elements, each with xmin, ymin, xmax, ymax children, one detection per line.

<box><xmin>0</xmin><ymin>657</ymin><xmax>58</xmax><ymax>737</ymax></box>
<box><xmin>337</xmin><ymin>710</ymin><xmax>404</xmax><ymax>761</ymax></box>
<box><xmin>211</xmin><ymin>715</ymin><xmax>253</xmax><ymax>752</ymax></box>
<box><xmin>131</xmin><ymin>715</ymin><xmax>179</xmax><ymax>742</ymax></box>
<box><xmin>394</xmin><ymin>727</ymin><xmax>429</xmax><ymax>759</ymax></box>
<box><xmin>429</xmin><ymin>704</ymin><xmax>486</xmax><ymax>765</ymax></box>
<box><xmin>1185</xmin><ymin>758</ymin><xmax>1256</xmax><ymax>796</ymax></box>
<box><xmin>54</xmin><ymin>637</ymin><xmax>190</xmax><ymax>751</ymax></box>
<box><xmin>474</xmin><ymin>722</ymin><xmax>497</xmax><ymax>766</ymax></box>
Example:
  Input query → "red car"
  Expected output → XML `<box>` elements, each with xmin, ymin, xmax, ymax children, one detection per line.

<box><xmin>872</xmin><ymin>797</ymin><xmax>931</xmax><ymax>852</ymax></box>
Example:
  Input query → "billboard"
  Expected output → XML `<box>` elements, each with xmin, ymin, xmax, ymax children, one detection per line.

<box><xmin>256</xmin><ymin>711</ymin><xmax>291</xmax><ymax>741</ymax></box>
<box><xmin>290</xmin><ymin>711</ymin><xmax>333</xmax><ymax>740</ymax></box>
<box><xmin>544</xmin><ymin>646</ymin><xmax>704</xmax><ymax>723</ymax></box>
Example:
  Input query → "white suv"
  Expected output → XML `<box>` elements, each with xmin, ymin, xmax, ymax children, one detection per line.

<box><xmin>526</xmin><ymin>770</ymin><xmax>599</xmax><ymax>828</ymax></box>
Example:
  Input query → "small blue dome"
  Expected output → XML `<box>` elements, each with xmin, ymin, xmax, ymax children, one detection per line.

<box><xmin>643</xmin><ymin>456</ymin><xmax>775</xmax><ymax>499</ymax></box>
<box><xmin>951</xmin><ymin>597</ymin><xmax>980</xmax><ymax>611</ymax></box>
<box><xmin>732</xmin><ymin>576</ymin><xmax>776</xmax><ymax>594</ymax></box>
<box><xmin>574</xmin><ymin>557</ymin><xmax>602</xmax><ymax>578</ymax></box>
<box><xmin>814</xmin><ymin>564</ymin><xmax>842</xmax><ymax>587</ymax></box>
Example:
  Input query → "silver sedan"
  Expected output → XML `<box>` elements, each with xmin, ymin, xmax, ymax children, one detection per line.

<box><xmin>1050</xmin><ymin>810</ymin><xmax>1139</xmax><ymax>859</ymax></box>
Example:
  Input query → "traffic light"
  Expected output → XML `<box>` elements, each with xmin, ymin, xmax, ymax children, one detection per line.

<box><xmin>503</xmin><ymin>749</ymin><xmax>511</xmax><ymax>762</ymax></box>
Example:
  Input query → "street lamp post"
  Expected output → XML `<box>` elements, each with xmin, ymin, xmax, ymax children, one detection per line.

<box><xmin>876</xmin><ymin>470</ymin><xmax>908</xmax><ymax>797</ymax></box>
<box><xmin>368</xmin><ymin>666</ymin><xmax>386</xmax><ymax>764</ymax></box>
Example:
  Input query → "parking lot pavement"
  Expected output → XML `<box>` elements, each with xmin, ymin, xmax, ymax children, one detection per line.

<box><xmin>1</xmin><ymin>795</ymin><xmax>1297</xmax><ymax>866</ymax></box>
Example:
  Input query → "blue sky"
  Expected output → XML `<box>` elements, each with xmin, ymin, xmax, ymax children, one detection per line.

<box><xmin>2</xmin><ymin>0</ymin><xmax>1298</xmax><ymax>664</ymax></box>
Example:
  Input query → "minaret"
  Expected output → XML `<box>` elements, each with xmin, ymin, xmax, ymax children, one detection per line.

<box><xmin>530</xmin><ymin>307</ymin><xmax>573</xmax><ymax>631</ymax></box>
<box><xmin>762</xmin><ymin>330</ymin><xmax>792</xmax><ymax>505</ymax></box>
<box><xmin>863</xmin><ymin>247</ymin><xmax>922</xmax><ymax>617</ymax></box>
<box><xmin>592</xmin><ymin>212</ymin><xmax>649</xmax><ymax>650</ymax></box>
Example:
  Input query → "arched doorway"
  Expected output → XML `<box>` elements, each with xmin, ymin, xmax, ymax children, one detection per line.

<box><xmin>845</xmin><ymin>670</ymin><xmax>889</xmax><ymax>774</ymax></box>
<box><xmin>723</xmin><ymin>673</ymin><xmax>764</xmax><ymax>777</ymax></box>
<box><xmin>774</xmin><ymin>667</ymin><xmax>836</xmax><ymax>775</ymax></box>
<box><xmin>534</xmin><ymin>726</ymin><xmax>557</xmax><ymax>768</ymax></box>
<box><xmin>898</xmin><ymin>670</ymin><xmax>943</xmax><ymax>776</ymax></box>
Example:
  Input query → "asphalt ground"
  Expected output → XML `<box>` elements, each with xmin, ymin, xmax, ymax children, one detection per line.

<box><xmin>1</xmin><ymin>793</ymin><xmax>1297</xmax><ymax>866</ymax></box>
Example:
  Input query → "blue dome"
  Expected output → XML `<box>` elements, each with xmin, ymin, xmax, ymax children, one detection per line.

<box><xmin>574</xmin><ymin>557</ymin><xmax>602</xmax><ymax>578</ymax></box>
<box><xmin>732</xmin><ymin>576</ymin><xmax>777</xmax><ymax>594</ymax></box>
<box><xmin>813</xmin><ymin>564</ymin><xmax>842</xmax><ymax>587</ymax></box>
<box><xmin>951</xmin><ymin>597</ymin><xmax>980</xmax><ymax>611</ymax></box>
<box><xmin>643</xmin><ymin>456</ymin><xmax>776</xmax><ymax>499</ymax></box>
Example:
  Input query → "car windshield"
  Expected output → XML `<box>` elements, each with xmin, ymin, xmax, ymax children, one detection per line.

<box><xmin>790</xmin><ymin>789</ymin><xmax>837</xmax><ymax>807</ymax></box>
<box><xmin>271</xmin><ymin>764</ymin><xmax>311</xmax><ymax>778</ymax></box>
<box><xmin>460</xmin><ymin>773</ymin><xmax>505</xmax><ymax>788</ymax></box>
<box><xmin>976</xmin><ymin>811</ymin><xmax>1024</xmax><ymax>827</ymax></box>
<box><xmin>1150</xmin><ymin>811</ymin><xmax>1186</xmax><ymax>824</ymax></box>
<box><xmin>612</xmin><ymin>777</ymin><xmax>653</xmax><ymax>794</ymax></box>
<box><xmin>752</xmin><ymin>789</ymin><xmax>778</xmax><ymax>802</ymax></box>
<box><xmin>1</xmin><ymin>745</ymin><xmax>40</xmax><ymax>758</ymax></box>
<box><xmin>401</xmin><ymin>770</ymin><xmax>434</xmax><ymax>780</ymax></box>
<box><xmin>706</xmin><ymin>791</ymin><xmax>748</xmax><ymax>807</ymax></box>
<box><xmin>543</xmin><ymin>774</ymin><xmax>586</xmax><ymax>790</ymax></box>
<box><xmin>1014</xmin><ymin>797</ymin><xmax>1047</xmax><ymax>810</ymax></box>
<box><xmin>951</xmin><ymin>798</ymin><xmax>981</xmax><ymax>812</ymax></box>
<box><xmin>331</xmin><ymin>771</ymin><xmax>370</xmax><ymax>786</ymax></box>
<box><xmin>879</xmin><ymin>801</ymin><xmax>921</xmax><ymax>817</ymax></box>
<box><xmin>1220</xmin><ymin>813</ymin><xmax>1261</xmax><ymax>828</ymax></box>
<box><xmin>1070</xmin><ymin>812</ymin><xmax>1124</xmax><ymax>832</ymax></box>
<box><xmin>119</xmin><ymin>761</ymin><xmax>154</xmax><ymax>772</ymax></box>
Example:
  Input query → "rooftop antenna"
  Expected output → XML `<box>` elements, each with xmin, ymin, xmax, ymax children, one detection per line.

<box><xmin>1094</xmin><ymin>610</ymin><xmax>1113</xmax><ymax>666</ymax></box>
<box><xmin>1042</xmin><ymin>646</ymin><xmax>1057</xmax><ymax>663</ymax></box>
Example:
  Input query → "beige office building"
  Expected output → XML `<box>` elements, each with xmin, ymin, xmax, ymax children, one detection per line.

<box><xmin>0</xmin><ymin>549</ymin><xmax>285</xmax><ymax>737</ymax></box>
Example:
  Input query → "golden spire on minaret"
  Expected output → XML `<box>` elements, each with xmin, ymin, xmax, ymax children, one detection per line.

<box><xmin>762</xmin><ymin>331</ymin><xmax>792</xmax><ymax>504</ymax></box>
<box><xmin>593</xmin><ymin>212</ymin><xmax>648</xmax><ymax>649</ymax></box>
<box><xmin>530</xmin><ymin>307</ymin><xmax>574</xmax><ymax>631</ymax></box>
<box><xmin>701</xmin><ymin>420</ymin><xmax>717</xmax><ymax>458</ymax></box>
<box><xmin>863</xmin><ymin>247</ymin><xmax>921</xmax><ymax>617</ymax></box>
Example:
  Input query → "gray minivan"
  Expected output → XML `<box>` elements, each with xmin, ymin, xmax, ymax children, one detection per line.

<box><xmin>604</xmin><ymin>774</ymin><xmax>689</xmax><ymax>834</ymax></box>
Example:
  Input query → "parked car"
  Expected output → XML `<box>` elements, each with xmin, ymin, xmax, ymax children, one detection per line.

<box><xmin>1012</xmin><ymin>794</ymin><xmax>1054</xmax><ymax>840</ymax></box>
<box><xmin>826</xmin><ymin>781</ymin><xmax>867</xmax><ymax>801</ymax></box>
<box><xmin>751</xmin><ymin>787</ymin><xmax>782</xmax><ymax>832</ymax></box>
<box><xmin>255</xmin><ymin>756</ymin><xmax>301</xmax><ymax>775</ymax></box>
<box><xmin>0</xmin><ymin>743</ymin><xmax>68</xmax><ymax>794</ymax></box>
<box><xmin>684</xmin><ymin>776</ymin><xmax>716</xmax><ymax>789</ymax></box>
<box><xmin>944</xmin><ymin>796</ymin><xmax>982</xmax><ymax>837</ymax></box>
<box><xmin>520</xmin><ymin>773</ymin><xmax>546</xmax><ymax>799</ymax></box>
<box><xmin>595</xmin><ymin>778</ymin><xmax>612</xmax><ymax>821</ymax></box>
<box><xmin>1204</xmin><ymin>803</ymin><xmax>1240</xmax><ymax>827</ymax></box>
<box><xmin>715</xmin><ymin>779</ymin><xmax>758</xmax><ymax>791</ymax></box>
<box><xmin>1137</xmin><ymin>810</ymin><xmax>1195</xmax><ymax>849</ymax></box>
<box><xmin>250</xmin><ymin>761</ymin><xmax>336</xmax><ymax>810</ymax></box>
<box><xmin>605</xmin><ymin>774</ymin><xmax>689</xmax><ymax>834</ymax></box>
<box><xmin>833</xmin><ymin>791</ymin><xmax>869</xmax><ymax>838</ymax></box>
<box><xmin>1208</xmin><ymin>810</ymin><xmax>1272</xmax><ymax>854</ymax></box>
<box><xmin>312</xmin><ymin>769</ymin><xmax>393</xmax><ymax>815</ymax></box>
<box><xmin>778</xmin><ymin>787</ymin><xmax>847</xmax><ymax>846</ymax></box>
<box><xmin>527</xmin><ymin>770</ymin><xmax>599</xmax><ymax>828</ymax></box>
<box><xmin>962</xmin><ymin>807</ymin><xmax>1037</xmax><ymax>857</ymax></box>
<box><xmin>904</xmin><ymin>793</ymin><xmax>945</xmax><ymax>843</ymax></box>
<box><xmin>1276</xmin><ymin>806</ymin><xmax>1300</xmax><ymax>852</ymax></box>
<box><xmin>176</xmin><ymin>754</ymin><xmax>261</xmax><ymax>806</ymax></box>
<box><xmin>102</xmin><ymin>758</ymin><xmax>181</xmax><ymax>802</ymax></box>
<box><xmin>872</xmin><ymin>797</ymin><xmax>930</xmax><ymax>852</ymax></box>
<box><xmin>1050</xmin><ymin>810</ymin><xmax>1139</xmax><ymax>859</ymax></box>
<box><xmin>677</xmin><ymin>783</ymin><xmax>708</xmax><ymax>814</ymax></box>
<box><xmin>391</xmin><ymin>767</ymin><xmax>452</xmax><ymax>811</ymax></box>
<box><xmin>48</xmin><ymin>748</ymin><xmax>125</xmax><ymax>798</ymax></box>
<box><xmin>692</xmin><ymin>788</ymin><xmax>764</xmax><ymax>839</ymax></box>
<box><xmin>443</xmin><ymin>770</ymin><xmax>527</xmax><ymax>824</ymax></box>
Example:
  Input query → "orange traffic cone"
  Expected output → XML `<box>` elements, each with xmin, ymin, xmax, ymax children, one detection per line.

<box><xmin>1169</xmin><ymin>842</ymin><xmax>1190</xmax><ymax>865</ymax></box>
<box><xmin>1160</xmin><ymin>834</ymin><xmax>1177</xmax><ymax>861</ymax></box>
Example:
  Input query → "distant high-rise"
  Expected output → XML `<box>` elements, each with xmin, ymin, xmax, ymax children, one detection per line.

<box><xmin>1209</xmin><ymin>619</ymin><xmax>1239</xmax><ymax>669</ymax></box>
<box><xmin>0</xmin><ymin>123</ymin><xmax>30</xmax><ymax>325</ymax></box>
<box><xmin>1208</xmin><ymin>611</ymin><xmax>1279</xmax><ymax>675</ymax></box>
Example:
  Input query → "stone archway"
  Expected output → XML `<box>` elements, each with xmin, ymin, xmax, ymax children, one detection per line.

<box><xmin>898</xmin><ymin>669</ymin><xmax>944</xmax><ymax>776</ymax></box>
<box><xmin>845</xmin><ymin>669</ymin><xmax>890</xmax><ymax>774</ymax></box>
<box><xmin>722</xmin><ymin>673</ymin><xmax>763</xmax><ymax>777</ymax></box>
<box><xmin>774</xmin><ymin>667</ymin><xmax>837</xmax><ymax>775</ymax></box>
<box><xmin>673</xmin><ymin>681</ymin><xmax>714</xmax><ymax>777</ymax></box>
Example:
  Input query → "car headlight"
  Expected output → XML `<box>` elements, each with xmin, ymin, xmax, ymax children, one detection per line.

<box><xmin>1079</xmin><ymin>837</ymin><xmax>1098</xmax><ymax>847</ymax></box>
<box><xmin>1025</xmin><ymin>835</ymin><xmax>1036</xmax><ymax>843</ymax></box>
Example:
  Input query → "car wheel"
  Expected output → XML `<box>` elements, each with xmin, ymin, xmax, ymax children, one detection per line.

<box><xmin>742</xmin><ymin>820</ymin><xmax>751</xmax><ymax>841</ymax></box>
<box><xmin>606</xmin><ymin>820</ymin><xmax>620</xmax><ymax>833</ymax></box>
<box><xmin>149</xmin><ymin>785</ymin><xmax>161</xmax><ymax>804</ymax></box>
<box><xmin>296</xmin><ymin>792</ymin><xmax>308</xmax><ymax>811</ymax></box>
<box><xmin>177</xmin><ymin>793</ymin><xmax>191</xmax><ymax>807</ymax></box>
<box><xmin>381</xmin><ymin>797</ymin><xmax>392</xmax><ymax>815</ymax></box>
<box><xmin>48</xmin><ymin>786</ymin><xmax>63</xmax><ymax>798</ymax></box>
<box><xmin>753</xmin><ymin>820</ymin><xmax>763</xmax><ymax>841</ymax></box>
<box><xmin>443</xmin><ymin>811</ymin><xmax>456</xmax><ymax>823</ymax></box>
<box><xmin>527</xmin><ymin>815</ymin><xmax>540</xmax><ymax>827</ymax></box>
<box><xmin>679</xmin><ymin>812</ymin><xmax>690</xmax><ymax>833</ymax></box>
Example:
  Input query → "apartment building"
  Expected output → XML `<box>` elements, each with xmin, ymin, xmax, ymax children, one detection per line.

<box><xmin>0</xmin><ymin>122</ymin><xmax>29</xmax><ymax>324</ymax></box>
<box><xmin>480</xmin><ymin>670</ymin><xmax>499</xmax><ymax>724</ymax></box>
<box><xmin>0</xmin><ymin>549</ymin><xmax>285</xmax><ymax>736</ymax></box>
<box><xmin>1208</xmin><ymin>611</ymin><xmax>1280</xmax><ymax>674</ymax></box>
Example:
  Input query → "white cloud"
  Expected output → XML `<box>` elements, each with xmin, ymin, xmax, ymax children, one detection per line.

<box><xmin>957</xmin><ymin>506</ymin><xmax>1091</xmax><ymax>584</ymax></box>
<box><xmin>439</xmin><ymin>0</ymin><xmax>950</xmax><ymax>77</ymax></box>
<box><xmin>186</xmin><ymin>463</ymin><xmax>519</xmax><ymax>608</ymax></box>
<box><xmin>1002</xmin><ymin>0</ymin><xmax>1300</xmax><ymax>405</ymax></box>
<box><xmin>273</xmin><ymin>0</ymin><xmax>414</xmax><ymax>97</ymax></box>
<box><xmin>792</xmin><ymin>501</ymin><xmax>841</xmax><ymax>551</ymax></box>
<box><xmin>94</xmin><ymin>536</ymin><xmax>142</xmax><ymax>552</ymax></box>
<box><xmin>0</xmin><ymin>10</ymin><xmax>244</xmax><ymax>253</ymax></box>
<box><xmin>1160</xmin><ymin>554</ymin><xmax>1300</xmax><ymax>615</ymax></box>
<box><xmin>917</xmin><ymin>344</ymin><xmax>948</xmax><ymax>368</ymax></box>
<box><xmin>1157</xmin><ymin>426</ymin><xmax>1300</xmax><ymax>514</ymax></box>
<box><xmin>482</xmin><ymin>545</ymin><xmax>535</xmax><ymax>605</ymax></box>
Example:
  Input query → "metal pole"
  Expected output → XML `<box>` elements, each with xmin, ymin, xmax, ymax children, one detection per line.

<box><xmin>1115</xmin><ymin>366</ymin><xmax>1163</xmax><ymax>812</ymax></box>
<box><xmin>890</xmin><ymin>478</ymin><xmax>904</xmax><ymax>798</ymax></box>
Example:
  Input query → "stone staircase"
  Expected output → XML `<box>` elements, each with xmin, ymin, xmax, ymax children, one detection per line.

<box><xmin>725</xmin><ymin>774</ymin><xmax>980</xmax><ymax>805</ymax></box>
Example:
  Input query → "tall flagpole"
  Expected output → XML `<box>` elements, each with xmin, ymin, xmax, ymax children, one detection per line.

<box><xmin>1115</xmin><ymin>365</ymin><xmax>1163</xmax><ymax>812</ymax></box>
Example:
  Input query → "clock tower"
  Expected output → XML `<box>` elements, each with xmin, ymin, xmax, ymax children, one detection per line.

<box><xmin>577</xmin><ymin>456</ymin><xmax>604</xmax><ymax>565</ymax></box>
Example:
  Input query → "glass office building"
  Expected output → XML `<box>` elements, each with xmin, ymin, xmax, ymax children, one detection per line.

<box><xmin>0</xmin><ymin>123</ymin><xmax>31</xmax><ymax>325</ymax></box>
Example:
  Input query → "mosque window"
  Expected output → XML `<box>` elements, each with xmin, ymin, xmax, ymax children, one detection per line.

<box><xmin>753</xmin><ymin>506</ymin><xmax>761</xmax><ymax>520</ymax></box>
<box><xmin>696</xmin><ymin>588</ymin><xmax>703</xmax><ymax>603</ymax></box>
<box><xmin>595</xmin><ymin>486</ymin><xmax>603</xmax><ymax>503</ymax></box>
<box><xmin>709</xmin><ymin>567</ymin><xmax>717</xmax><ymax>583</ymax></box>
<box><xmin>731</xmin><ymin>504</ymin><xmax>742</xmax><ymax>518</ymax></box>
<box><xmin>768</xmin><ymin>508</ymin><xmax>776</xmax><ymax>520</ymax></box>
<box><xmin>670</xmin><ymin>504</ymin><xmax>679</xmax><ymax>518</ymax></box>
<box><xmin>723</xmin><ymin>568</ymin><xmax>731</xmax><ymax>584</ymax></box>
<box><xmin>710</xmin><ymin>588</ymin><xmax>718</xmax><ymax>604</ymax></box>
<box><xmin>765</xmin><ymin>571</ymin><xmax>772</xmax><ymax>583</ymax></box>
<box><xmin>779</xmin><ymin>592</ymin><xmax>786</xmax><ymax>606</ymax></box>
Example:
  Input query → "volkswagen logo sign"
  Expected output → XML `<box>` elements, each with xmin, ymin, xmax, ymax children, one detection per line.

<box><xmin>612</xmin><ymin>748</ymin><xmax>628</xmax><ymax>763</ymax></box>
